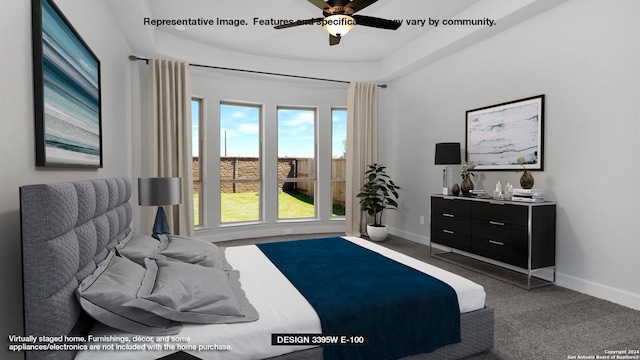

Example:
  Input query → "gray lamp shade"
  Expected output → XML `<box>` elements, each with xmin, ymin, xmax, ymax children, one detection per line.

<box><xmin>138</xmin><ymin>177</ymin><xmax>182</xmax><ymax>206</ymax></box>
<box><xmin>434</xmin><ymin>143</ymin><xmax>461</xmax><ymax>165</ymax></box>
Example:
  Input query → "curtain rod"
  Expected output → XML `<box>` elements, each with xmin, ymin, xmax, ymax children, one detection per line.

<box><xmin>128</xmin><ymin>55</ymin><xmax>387</xmax><ymax>88</ymax></box>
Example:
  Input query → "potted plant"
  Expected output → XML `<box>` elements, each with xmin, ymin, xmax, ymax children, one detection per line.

<box><xmin>356</xmin><ymin>163</ymin><xmax>401</xmax><ymax>241</ymax></box>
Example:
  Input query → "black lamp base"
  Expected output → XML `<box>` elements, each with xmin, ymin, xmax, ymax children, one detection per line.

<box><xmin>152</xmin><ymin>206</ymin><xmax>171</xmax><ymax>239</ymax></box>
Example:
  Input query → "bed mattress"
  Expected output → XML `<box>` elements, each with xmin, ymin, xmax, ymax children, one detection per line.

<box><xmin>75</xmin><ymin>236</ymin><xmax>485</xmax><ymax>360</ymax></box>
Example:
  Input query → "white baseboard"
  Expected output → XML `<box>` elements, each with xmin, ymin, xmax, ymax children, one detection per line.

<box><xmin>388</xmin><ymin>227</ymin><xmax>428</xmax><ymax>245</ymax></box>
<box><xmin>196</xmin><ymin>223</ymin><xmax>345</xmax><ymax>243</ymax></box>
<box><xmin>556</xmin><ymin>272</ymin><xmax>640</xmax><ymax>311</ymax></box>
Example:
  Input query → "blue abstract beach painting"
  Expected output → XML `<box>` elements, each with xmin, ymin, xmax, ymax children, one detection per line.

<box><xmin>41</xmin><ymin>0</ymin><xmax>101</xmax><ymax>165</ymax></box>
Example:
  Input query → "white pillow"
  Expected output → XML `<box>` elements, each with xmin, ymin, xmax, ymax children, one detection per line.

<box><xmin>124</xmin><ymin>256</ymin><xmax>258</xmax><ymax>324</ymax></box>
<box><xmin>77</xmin><ymin>250</ymin><xmax>182</xmax><ymax>335</ymax></box>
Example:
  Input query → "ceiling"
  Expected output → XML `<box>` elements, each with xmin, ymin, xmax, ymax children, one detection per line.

<box><xmin>107</xmin><ymin>0</ymin><xmax>567</xmax><ymax>81</ymax></box>
<box><xmin>109</xmin><ymin>0</ymin><xmax>480</xmax><ymax>63</ymax></box>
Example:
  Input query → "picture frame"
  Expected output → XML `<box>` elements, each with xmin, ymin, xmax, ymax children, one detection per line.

<box><xmin>465</xmin><ymin>94</ymin><xmax>544</xmax><ymax>171</ymax></box>
<box><xmin>32</xmin><ymin>0</ymin><xmax>102</xmax><ymax>167</ymax></box>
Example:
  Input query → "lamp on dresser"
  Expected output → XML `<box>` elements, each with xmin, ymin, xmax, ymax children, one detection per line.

<box><xmin>435</xmin><ymin>142</ymin><xmax>461</xmax><ymax>195</ymax></box>
<box><xmin>138</xmin><ymin>177</ymin><xmax>182</xmax><ymax>238</ymax></box>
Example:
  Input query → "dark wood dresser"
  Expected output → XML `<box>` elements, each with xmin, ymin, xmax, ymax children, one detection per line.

<box><xmin>430</xmin><ymin>195</ymin><xmax>556</xmax><ymax>289</ymax></box>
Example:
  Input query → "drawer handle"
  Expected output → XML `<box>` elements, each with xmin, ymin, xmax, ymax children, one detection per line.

<box><xmin>443</xmin><ymin>213</ymin><xmax>455</xmax><ymax>218</ymax></box>
<box><xmin>489</xmin><ymin>240</ymin><xmax>505</xmax><ymax>246</ymax></box>
<box><xmin>443</xmin><ymin>230</ymin><xmax>454</xmax><ymax>235</ymax></box>
<box><xmin>489</xmin><ymin>221</ymin><xmax>505</xmax><ymax>226</ymax></box>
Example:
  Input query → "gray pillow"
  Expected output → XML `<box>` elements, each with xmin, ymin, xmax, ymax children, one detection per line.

<box><xmin>116</xmin><ymin>232</ymin><xmax>222</xmax><ymax>268</ymax></box>
<box><xmin>124</xmin><ymin>256</ymin><xmax>257</xmax><ymax>324</ymax></box>
<box><xmin>157</xmin><ymin>234</ymin><xmax>223</xmax><ymax>268</ymax></box>
<box><xmin>115</xmin><ymin>231</ymin><xmax>159</xmax><ymax>265</ymax></box>
<box><xmin>77</xmin><ymin>250</ymin><xmax>182</xmax><ymax>335</ymax></box>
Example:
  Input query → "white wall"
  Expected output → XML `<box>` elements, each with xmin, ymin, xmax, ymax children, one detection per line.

<box><xmin>383</xmin><ymin>0</ymin><xmax>640</xmax><ymax>310</ymax></box>
<box><xmin>0</xmin><ymin>0</ymin><xmax>135</xmax><ymax>358</ymax></box>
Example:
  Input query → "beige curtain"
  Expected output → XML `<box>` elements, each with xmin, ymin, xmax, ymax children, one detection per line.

<box><xmin>146</xmin><ymin>59</ymin><xmax>194</xmax><ymax>237</ymax></box>
<box><xmin>345</xmin><ymin>82</ymin><xmax>378</xmax><ymax>236</ymax></box>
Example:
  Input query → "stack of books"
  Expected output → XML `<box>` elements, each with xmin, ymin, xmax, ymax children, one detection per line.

<box><xmin>511</xmin><ymin>189</ymin><xmax>545</xmax><ymax>202</ymax></box>
<box><xmin>469</xmin><ymin>190</ymin><xmax>490</xmax><ymax>198</ymax></box>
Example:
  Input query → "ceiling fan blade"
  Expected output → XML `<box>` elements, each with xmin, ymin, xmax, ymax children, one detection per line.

<box><xmin>274</xmin><ymin>18</ymin><xmax>323</xmax><ymax>30</ymax></box>
<box><xmin>352</xmin><ymin>15</ymin><xmax>402</xmax><ymax>30</ymax></box>
<box><xmin>345</xmin><ymin>0</ymin><xmax>378</xmax><ymax>14</ymax></box>
<box><xmin>307</xmin><ymin>0</ymin><xmax>331</xmax><ymax>11</ymax></box>
<box><xmin>329</xmin><ymin>34</ymin><xmax>341</xmax><ymax>46</ymax></box>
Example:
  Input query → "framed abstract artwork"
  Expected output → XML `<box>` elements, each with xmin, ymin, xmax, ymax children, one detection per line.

<box><xmin>465</xmin><ymin>95</ymin><xmax>544</xmax><ymax>171</ymax></box>
<box><xmin>32</xmin><ymin>0</ymin><xmax>102</xmax><ymax>167</ymax></box>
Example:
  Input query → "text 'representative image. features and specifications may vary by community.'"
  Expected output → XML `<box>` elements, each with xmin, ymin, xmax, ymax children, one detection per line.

<box><xmin>142</xmin><ymin>17</ymin><xmax>497</xmax><ymax>28</ymax></box>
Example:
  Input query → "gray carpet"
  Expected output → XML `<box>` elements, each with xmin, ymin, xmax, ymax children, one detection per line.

<box><xmin>219</xmin><ymin>233</ymin><xmax>640</xmax><ymax>360</ymax></box>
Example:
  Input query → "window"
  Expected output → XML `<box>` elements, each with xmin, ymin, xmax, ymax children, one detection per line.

<box><xmin>192</xmin><ymin>98</ymin><xmax>204</xmax><ymax>227</ymax></box>
<box><xmin>220</xmin><ymin>102</ymin><xmax>262</xmax><ymax>223</ymax></box>
<box><xmin>277</xmin><ymin>107</ymin><xmax>316</xmax><ymax>219</ymax></box>
<box><xmin>331</xmin><ymin>109</ymin><xmax>347</xmax><ymax>217</ymax></box>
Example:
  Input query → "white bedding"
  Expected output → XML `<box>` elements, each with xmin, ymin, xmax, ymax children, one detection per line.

<box><xmin>75</xmin><ymin>237</ymin><xmax>485</xmax><ymax>360</ymax></box>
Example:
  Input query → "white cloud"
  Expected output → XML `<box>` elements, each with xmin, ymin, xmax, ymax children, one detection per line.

<box><xmin>231</xmin><ymin>110</ymin><xmax>249</xmax><ymax>119</ymax></box>
<box><xmin>282</xmin><ymin>111</ymin><xmax>314</xmax><ymax>126</ymax></box>
<box><xmin>239</xmin><ymin>123</ymin><xmax>259</xmax><ymax>134</ymax></box>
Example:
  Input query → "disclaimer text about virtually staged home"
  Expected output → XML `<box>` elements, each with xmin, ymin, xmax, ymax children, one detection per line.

<box><xmin>6</xmin><ymin>333</ymin><xmax>369</xmax><ymax>354</ymax></box>
<box><xmin>6</xmin><ymin>334</ymin><xmax>640</xmax><ymax>358</ymax></box>
<box><xmin>142</xmin><ymin>16</ymin><xmax>497</xmax><ymax>28</ymax></box>
<box><xmin>8</xmin><ymin>334</ymin><xmax>232</xmax><ymax>353</ymax></box>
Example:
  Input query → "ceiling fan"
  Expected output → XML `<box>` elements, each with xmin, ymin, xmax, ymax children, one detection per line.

<box><xmin>274</xmin><ymin>0</ymin><xmax>401</xmax><ymax>46</ymax></box>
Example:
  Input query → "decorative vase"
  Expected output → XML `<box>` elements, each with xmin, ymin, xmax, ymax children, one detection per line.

<box><xmin>520</xmin><ymin>170</ymin><xmax>534</xmax><ymax>189</ymax></box>
<box><xmin>367</xmin><ymin>224</ymin><xmax>388</xmax><ymax>242</ymax></box>
<box><xmin>451</xmin><ymin>183</ymin><xmax>460</xmax><ymax>196</ymax></box>
<box><xmin>461</xmin><ymin>177</ymin><xmax>474</xmax><ymax>196</ymax></box>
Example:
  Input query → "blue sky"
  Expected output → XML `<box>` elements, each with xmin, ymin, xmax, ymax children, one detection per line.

<box><xmin>192</xmin><ymin>100</ymin><xmax>200</xmax><ymax>156</ymax></box>
<box><xmin>331</xmin><ymin>109</ymin><xmax>347</xmax><ymax>158</ymax></box>
<box><xmin>192</xmin><ymin>101</ymin><xmax>346</xmax><ymax>158</ymax></box>
<box><xmin>220</xmin><ymin>104</ymin><xmax>260</xmax><ymax>157</ymax></box>
<box><xmin>277</xmin><ymin>108</ymin><xmax>315</xmax><ymax>158</ymax></box>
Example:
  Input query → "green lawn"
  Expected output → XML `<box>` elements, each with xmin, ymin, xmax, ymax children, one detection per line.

<box><xmin>221</xmin><ymin>191</ymin><xmax>261</xmax><ymax>223</ymax></box>
<box><xmin>194</xmin><ymin>191</ymin><xmax>345</xmax><ymax>224</ymax></box>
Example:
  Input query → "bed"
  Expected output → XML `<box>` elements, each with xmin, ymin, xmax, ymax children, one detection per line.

<box><xmin>19</xmin><ymin>177</ymin><xmax>494</xmax><ymax>360</ymax></box>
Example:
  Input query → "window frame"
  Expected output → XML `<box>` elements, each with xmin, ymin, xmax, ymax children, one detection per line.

<box><xmin>219</xmin><ymin>101</ymin><xmax>263</xmax><ymax>224</ymax></box>
<box><xmin>192</xmin><ymin>97</ymin><xmax>205</xmax><ymax>228</ymax></box>
<box><xmin>330</xmin><ymin>107</ymin><xmax>347</xmax><ymax>219</ymax></box>
<box><xmin>276</xmin><ymin>106</ymin><xmax>318</xmax><ymax>220</ymax></box>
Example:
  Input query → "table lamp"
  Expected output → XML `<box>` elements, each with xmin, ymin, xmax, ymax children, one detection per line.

<box><xmin>138</xmin><ymin>177</ymin><xmax>182</xmax><ymax>238</ymax></box>
<box><xmin>434</xmin><ymin>142</ymin><xmax>461</xmax><ymax>195</ymax></box>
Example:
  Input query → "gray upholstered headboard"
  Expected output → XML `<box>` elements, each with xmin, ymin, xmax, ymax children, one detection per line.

<box><xmin>20</xmin><ymin>178</ymin><xmax>133</xmax><ymax>360</ymax></box>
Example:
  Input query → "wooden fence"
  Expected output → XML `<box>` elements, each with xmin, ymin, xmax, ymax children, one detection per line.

<box><xmin>195</xmin><ymin>157</ymin><xmax>346</xmax><ymax>206</ymax></box>
<box><xmin>294</xmin><ymin>158</ymin><xmax>346</xmax><ymax>207</ymax></box>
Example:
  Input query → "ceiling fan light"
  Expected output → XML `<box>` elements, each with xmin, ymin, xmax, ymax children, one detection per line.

<box><xmin>322</xmin><ymin>15</ymin><xmax>355</xmax><ymax>37</ymax></box>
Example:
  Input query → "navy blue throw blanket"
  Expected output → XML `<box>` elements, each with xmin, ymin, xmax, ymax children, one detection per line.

<box><xmin>257</xmin><ymin>237</ymin><xmax>460</xmax><ymax>360</ymax></box>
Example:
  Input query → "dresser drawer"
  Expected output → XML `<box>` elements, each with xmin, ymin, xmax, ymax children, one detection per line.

<box><xmin>431</xmin><ymin>227</ymin><xmax>471</xmax><ymax>252</ymax></box>
<box><xmin>472</xmin><ymin>218</ymin><xmax>527</xmax><ymax>249</ymax></box>
<box><xmin>472</xmin><ymin>201</ymin><xmax>528</xmax><ymax>226</ymax></box>
<box><xmin>432</xmin><ymin>213</ymin><xmax>471</xmax><ymax>235</ymax></box>
<box><xmin>431</xmin><ymin>197</ymin><xmax>471</xmax><ymax>217</ymax></box>
<box><xmin>472</xmin><ymin>237</ymin><xmax>528</xmax><ymax>268</ymax></box>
